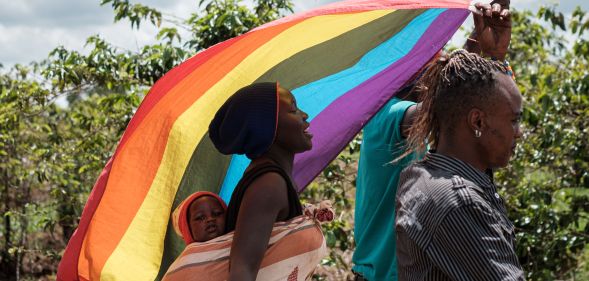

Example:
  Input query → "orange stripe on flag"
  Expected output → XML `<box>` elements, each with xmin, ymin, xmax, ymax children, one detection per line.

<box><xmin>77</xmin><ymin>19</ymin><xmax>303</xmax><ymax>281</ymax></box>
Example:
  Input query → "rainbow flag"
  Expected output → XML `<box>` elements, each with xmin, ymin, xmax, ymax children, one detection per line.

<box><xmin>58</xmin><ymin>0</ymin><xmax>470</xmax><ymax>280</ymax></box>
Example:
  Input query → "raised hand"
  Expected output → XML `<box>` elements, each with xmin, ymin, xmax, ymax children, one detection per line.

<box><xmin>472</xmin><ymin>1</ymin><xmax>512</xmax><ymax>60</ymax></box>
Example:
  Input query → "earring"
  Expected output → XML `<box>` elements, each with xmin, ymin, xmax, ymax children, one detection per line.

<box><xmin>475</xmin><ymin>130</ymin><xmax>482</xmax><ymax>138</ymax></box>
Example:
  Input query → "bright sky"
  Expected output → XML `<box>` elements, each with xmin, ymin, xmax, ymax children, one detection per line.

<box><xmin>1</xmin><ymin>0</ymin><xmax>587</xmax><ymax>67</ymax></box>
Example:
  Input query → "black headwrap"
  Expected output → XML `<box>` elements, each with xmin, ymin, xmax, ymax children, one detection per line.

<box><xmin>208</xmin><ymin>82</ymin><xmax>279</xmax><ymax>159</ymax></box>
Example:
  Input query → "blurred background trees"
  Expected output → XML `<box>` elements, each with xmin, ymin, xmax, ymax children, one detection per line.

<box><xmin>1</xmin><ymin>1</ymin><xmax>587</xmax><ymax>280</ymax></box>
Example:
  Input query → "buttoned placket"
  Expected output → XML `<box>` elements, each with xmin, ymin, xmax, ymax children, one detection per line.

<box><xmin>425</xmin><ymin>152</ymin><xmax>517</xmax><ymax>246</ymax></box>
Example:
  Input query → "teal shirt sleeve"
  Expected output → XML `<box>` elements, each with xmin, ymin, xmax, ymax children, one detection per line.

<box><xmin>353</xmin><ymin>97</ymin><xmax>416</xmax><ymax>281</ymax></box>
<box><xmin>382</xmin><ymin>98</ymin><xmax>416</xmax><ymax>147</ymax></box>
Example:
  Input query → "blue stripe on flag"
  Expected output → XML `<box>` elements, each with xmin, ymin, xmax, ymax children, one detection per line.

<box><xmin>219</xmin><ymin>8</ymin><xmax>446</xmax><ymax>202</ymax></box>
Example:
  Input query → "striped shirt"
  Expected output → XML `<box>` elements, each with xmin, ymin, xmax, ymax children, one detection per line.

<box><xmin>395</xmin><ymin>152</ymin><xmax>524</xmax><ymax>281</ymax></box>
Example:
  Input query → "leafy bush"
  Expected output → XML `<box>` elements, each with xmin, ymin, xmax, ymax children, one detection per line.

<box><xmin>1</xmin><ymin>2</ymin><xmax>587</xmax><ymax>280</ymax></box>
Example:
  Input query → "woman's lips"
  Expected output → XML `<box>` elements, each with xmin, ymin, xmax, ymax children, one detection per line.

<box><xmin>304</xmin><ymin>128</ymin><xmax>313</xmax><ymax>139</ymax></box>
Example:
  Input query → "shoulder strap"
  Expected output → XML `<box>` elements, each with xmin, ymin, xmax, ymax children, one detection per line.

<box><xmin>224</xmin><ymin>162</ymin><xmax>303</xmax><ymax>232</ymax></box>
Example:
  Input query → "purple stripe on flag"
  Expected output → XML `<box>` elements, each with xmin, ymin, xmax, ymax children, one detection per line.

<box><xmin>293</xmin><ymin>8</ymin><xmax>469</xmax><ymax>190</ymax></box>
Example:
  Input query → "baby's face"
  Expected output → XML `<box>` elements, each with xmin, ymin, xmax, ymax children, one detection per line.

<box><xmin>188</xmin><ymin>196</ymin><xmax>226</xmax><ymax>242</ymax></box>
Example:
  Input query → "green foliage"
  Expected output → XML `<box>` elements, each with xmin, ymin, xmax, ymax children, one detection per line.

<box><xmin>1</xmin><ymin>1</ymin><xmax>588</xmax><ymax>280</ymax></box>
<box><xmin>186</xmin><ymin>0</ymin><xmax>260</xmax><ymax>50</ymax></box>
<box><xmin>0</xmin><ymin>0</ymin><xmax>291</xmax><ymax>279</ymax></box>
<box><xmin>497</xmin><ymin>6</ymin><xmax>589</xmax><ymax>280</ymax></box>
<box><xmin>0</xmin><ymin>60</ymin><xmax>143</xmax><ymax>279</ymax></box>
<box><xmin>185</xmin><ymin>0</ymin><xmax>293</xmax><ymax>50</ymax></box>
<box><xmin>101</xmin><ymin>0</ymin><xmax>163</xmax><ymax>28</ymax></box>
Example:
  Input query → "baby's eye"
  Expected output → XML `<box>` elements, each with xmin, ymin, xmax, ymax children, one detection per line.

<box><xmin>213</xmin><ymin>210</ymin><xmax>224</xmax><ymax>217</ymax></box>
<box><xmin>196</xmin><ymin>215</ymin><xmax>206</xmax><ymax>221</ymax></box>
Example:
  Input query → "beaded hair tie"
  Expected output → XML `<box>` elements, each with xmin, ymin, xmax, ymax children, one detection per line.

<box><xmin>491</xmin><ymin>57</ymin><xmax>516</xmax><ymax>81</ymax></box>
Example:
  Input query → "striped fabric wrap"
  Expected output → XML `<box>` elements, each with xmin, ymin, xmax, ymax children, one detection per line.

<box><xmin>162</xmin><ymin>216</ymin><xmax>327</xmax><ymax>281</ymax></box>
<box><xmin>57</xmin><ymin>0</ymin><xmax>470</xmax><ymax>280</ymax></box>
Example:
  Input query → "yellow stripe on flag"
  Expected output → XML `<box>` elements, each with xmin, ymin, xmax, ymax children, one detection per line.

<box><xmin>100</xmin><ymin>9</ymin><xmax>393</xmax><ymax>280</ymax></box>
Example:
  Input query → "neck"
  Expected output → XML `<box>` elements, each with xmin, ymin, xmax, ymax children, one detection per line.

<box><xmin>252</xmin><ymin>145</ymin><xmax>294</xmax><ymax>174</ymax></box>
<box><xmin>436</xmin><ymin>131</ymin><xmax>487</xmax><ymax>172</ymax></box>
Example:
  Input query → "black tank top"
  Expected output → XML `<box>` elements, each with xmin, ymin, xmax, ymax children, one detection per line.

<box><xmin>224</xmin><ymin>161</ymin><xmax>303</xmax><ymax>232</ymax></box>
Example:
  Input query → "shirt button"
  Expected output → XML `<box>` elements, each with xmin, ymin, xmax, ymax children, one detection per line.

<box><xmin>494</xmin><ymin>193</ymin><xmax>500</xmax><ymax>199</ymax></box>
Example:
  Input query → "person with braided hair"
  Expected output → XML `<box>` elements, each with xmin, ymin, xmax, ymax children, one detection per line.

<box><xmin>352</xmin><ymin>1</ymin><xmax>514</xmax><ymax>280</ymax></box>
<box><xmin>394</xmin><ymin>24</ymin><xmax>524</xmax><ymax>281</ymax></box>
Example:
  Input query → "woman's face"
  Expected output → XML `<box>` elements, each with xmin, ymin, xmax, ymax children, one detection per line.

<box><xmin>274</xmin><ymin>87</ymin><xmax>313</xmax><ymax>153</ymax></box>
<box><xmin>188</xmin><ymin>196</ymin><xmax>226</xmax><ymax>242</ymax></box>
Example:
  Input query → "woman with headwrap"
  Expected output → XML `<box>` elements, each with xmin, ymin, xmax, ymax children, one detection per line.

<box><xmin>210</xmin><ymin>82</ymin><xmax>322</xmax><ymax>281</ymax></box>
<box><xmin>163</xmin><ymin>82</ymin><xmax>331</xmax><ymax>281</ymax></box>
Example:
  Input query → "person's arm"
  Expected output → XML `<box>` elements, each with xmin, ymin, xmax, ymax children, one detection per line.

<box><xmin>400</xmin><ymin>103</ymin><xmax>419</xmax><ymax>139</ymax></box>
<box><xmin>464</xmin><ymin>30</ymin><xmax>482</xmax><ymax>54</ymax></box>
<box><xmin>400</xmin><ymin>1</ymin><xmax>512</xmax><ymax>136</ymax></box>
<box><xmin>401</xmin><ymin>2</ymin><xmax>512</xmax><ymax>136</ymax></box>
<box><xmin>427</xmin><ymin>203</ymin><xmax>524</xmax><ymax>280</ymax></box>
<box><xmin>227</xmin><ymin>172</ymin><xmax>289</xmax><ymax>281</ymax></box>
<box><xmin>468</xmin><ymin>1</ymin><xmax>512</xmax><ymax>60</ymax></box>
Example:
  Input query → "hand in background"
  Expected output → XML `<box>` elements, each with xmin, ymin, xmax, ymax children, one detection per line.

<box><xmin>471</xmin><ymin>1</ymin><xmax>512</xmax><ymax>60</ymax></box>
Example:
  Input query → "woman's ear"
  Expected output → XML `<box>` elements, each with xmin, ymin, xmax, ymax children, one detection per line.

<box><xmin>467</xmin><ymin>107</ymin><xmax>487</xmax><ymax>133</ymax></box>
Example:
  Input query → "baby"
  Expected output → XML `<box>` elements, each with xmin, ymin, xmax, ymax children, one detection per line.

<box><xmin>164</xmin><ymin>194</ymin><xmax>335</xmax><ymax>280</ymax></box>
<box><xmin>172</xmin><ymin>191</ymin><xmax>227</xmax><ymax>244</ymax></box>
<box><xmin>172</xmin><ymin>191</ymin><xmax>334</xmax><ymax>245</ymax></box>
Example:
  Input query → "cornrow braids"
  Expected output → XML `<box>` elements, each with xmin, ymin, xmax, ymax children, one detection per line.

<box><xmin>402</xmin><ymin>49</ymin><xmax>508</xmax><ymax>159</ymax></box>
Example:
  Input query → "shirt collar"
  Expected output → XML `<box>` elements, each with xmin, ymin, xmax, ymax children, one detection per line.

<box><xmin>423</xmin><ymin>151</ymin><xmax>494</xmax><ymax>188</ymax></box>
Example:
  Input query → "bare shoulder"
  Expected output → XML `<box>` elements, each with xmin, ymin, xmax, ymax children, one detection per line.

<box><xmin>400</xmin><ymin>103</ymin><xmax>419</xmax><ymax>138</ymax></box>
<box><xmin>248</xmin><ymin>172</ymin><xmax>287</xmax><ymax>191</ymax></box>
<box><xmin>242</xmin><ymin>171</ymin><xmax>289</xmax><ymax>210</ymax></box>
